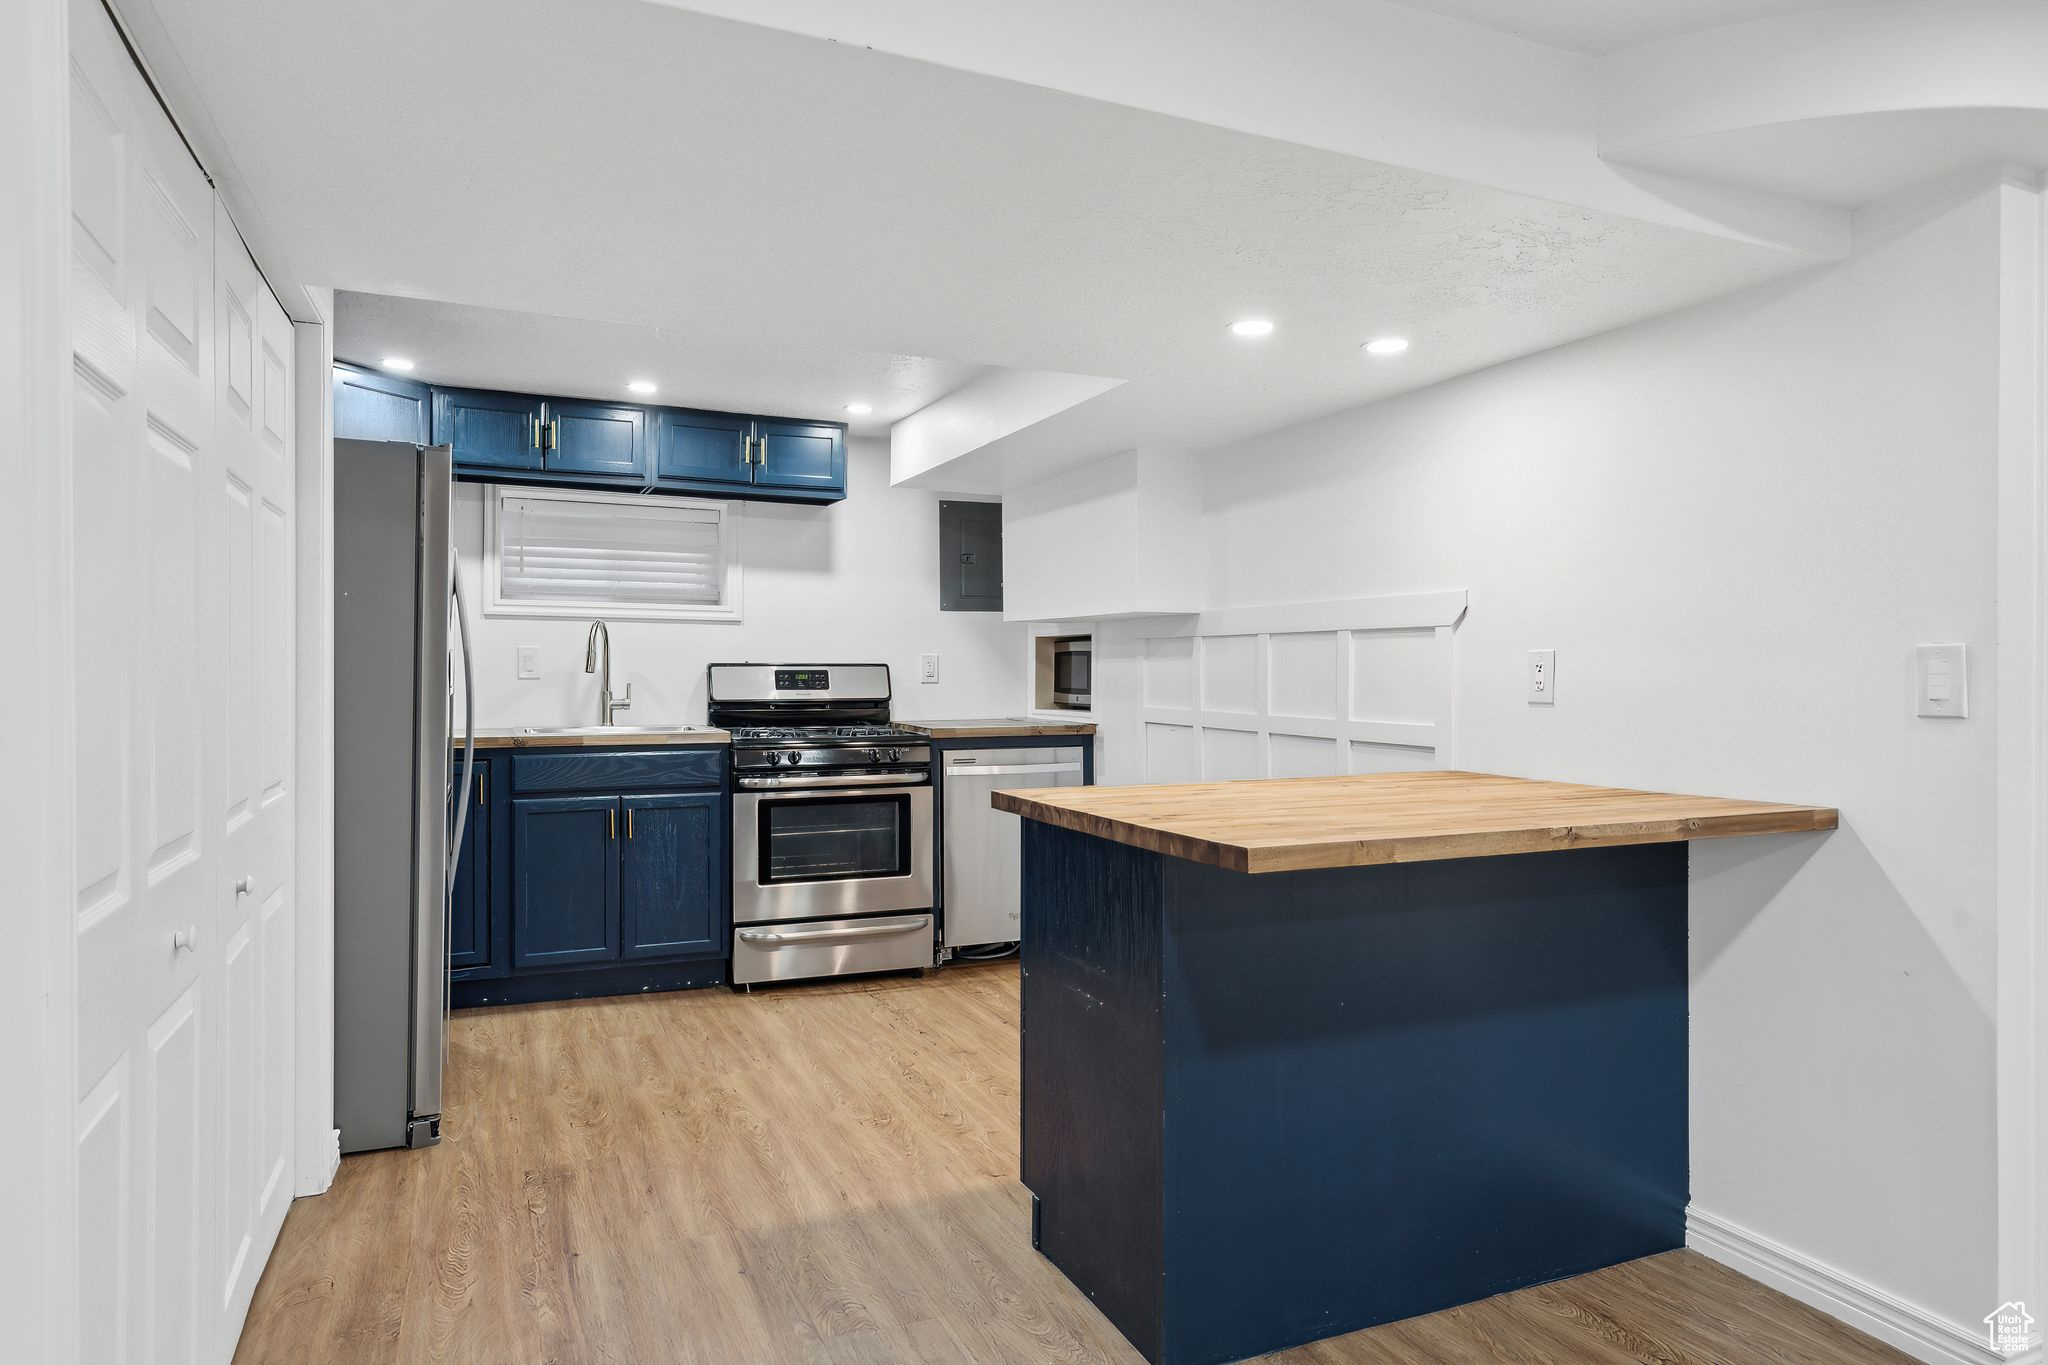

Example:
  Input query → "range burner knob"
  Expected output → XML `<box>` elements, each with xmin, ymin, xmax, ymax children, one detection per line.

<box><xmin>874</xmin><ymin>747</ymin><xmax>901</xmax><ymax>764</ymax></box>
<box><xmin>780</xmin><ymin>749</ymin><xmax>805</xmax><ymax>767</ymax></box>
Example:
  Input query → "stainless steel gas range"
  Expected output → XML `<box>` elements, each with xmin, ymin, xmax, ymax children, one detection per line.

<box><xmin>708</xmin><ymin>664</ymin><xmax>935</xmax><ymax>987</ymax></box>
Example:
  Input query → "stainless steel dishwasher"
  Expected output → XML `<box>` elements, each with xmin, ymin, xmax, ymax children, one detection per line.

<box><xmin>941</xmin><ymin>746</ymin><xmax>1087</xmax><ymax>952</ymax></box>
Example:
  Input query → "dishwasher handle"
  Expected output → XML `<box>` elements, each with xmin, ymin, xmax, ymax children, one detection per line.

<box><xmin>944</xmin><ymin>761</ymin><xmax>1084</xmax><ymax>777</ymax></box>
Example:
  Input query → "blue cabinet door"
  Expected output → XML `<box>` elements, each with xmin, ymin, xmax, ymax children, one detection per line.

<box><xmin>434</xmin><ymin>387</ymin><xmax>546</xmax><ymax>471</ymax></box>
<box><xmin>653</xmin><ymin>409</ymin><xmax>752</xmax><ymax>487</ymax></box>
<box><xmin>512</xmin><ymin>796</ymin><xmax>620</xmax><ymax>968</ymax></box>
<box><xmin>752</xmin><ymin>420</ymin><xmax>845</xmax><ymax>495</ymax></box>
<box><xmin>620</xmin><ymin>793</ymin><xmax>726</xmax><ymax>960</ymax></box>
<box><xmin>546</xmin><ymin>399</ymin><xmax>648</xmax><ymax>478</ymax></box>
<box><xmin>334</xmin><ymin>362</ymin><xmax>430</xmax><ymax>444</ymax></box>
<box><xmin>448</xmin><ymin>760</ymin><xmax>492</xmax><ymax>972</ymax></box>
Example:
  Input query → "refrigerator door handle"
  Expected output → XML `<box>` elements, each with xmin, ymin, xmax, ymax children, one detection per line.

<box><xmin>447</xmin><ymin>548</ymin><xmax>475</xmax><ymax>894</ymax></box>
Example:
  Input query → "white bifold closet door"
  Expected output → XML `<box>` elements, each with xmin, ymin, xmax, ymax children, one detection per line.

<box><xmin>68</xmin><ymin>0</ymin><xmax>298</xmax><ymax>1358</ymax></box>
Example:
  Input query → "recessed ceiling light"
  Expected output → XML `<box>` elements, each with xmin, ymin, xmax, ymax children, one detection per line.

<box><xmin>381</xmin><ymin>357</ymin><xmax>415</xmax><ymax>371</ymax></box>
<box><xmin>844</xmin><ymin>402</ymin><xmax>873</xmax><ymax>415</ymax></box>
<box><xmin>1229</xmin><ymin>319</ymin><xmax>1275</xmax><ymax>338</ymax></box>
<box><xmin>1363</xmin><ymin>337</ymin><xmax>1410</xmax><ymax>355</ymax></box>
<box><xmin>628</xmin><ymin>379</ymin><xmax>658</xmax><ymax>395</ymax></box>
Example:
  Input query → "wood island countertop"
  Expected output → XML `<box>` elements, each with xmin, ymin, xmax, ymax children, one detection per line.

<box><xmin>991</xmin><ymin>769</ymin><xmax>1836</xmax><ymax>873</ymax></box>
<box><xmin>895</xmin><ymin>718</ymin><xmax>1097</xmax><ymax>738</ymax></box>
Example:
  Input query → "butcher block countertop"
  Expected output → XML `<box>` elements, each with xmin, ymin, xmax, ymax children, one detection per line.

<box><xmin>469</xmin><ymin>727</ymin><xmax>731</xmax><ymax>749</ymax></box>
<box><xmin>991</xmin><ymin>770</ymin><xmax>1837</xmax><ymax>873</ymax></box>
<box><xmin>895</xmin><ymin>718</ymin><xmax>1097</xmax><ymax>738</ymax></box>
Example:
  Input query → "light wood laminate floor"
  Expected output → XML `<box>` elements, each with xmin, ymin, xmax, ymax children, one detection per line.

<box><xmin>237</xmin><ymin>963</ymin><xmax>1913</xmax><ymax>1364</ymax></box>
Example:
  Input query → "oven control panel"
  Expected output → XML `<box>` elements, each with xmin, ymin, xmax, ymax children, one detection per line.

<box><xmin>774</xmin><ymin>669</ymin><xmax>829</xmax><ymax>690</ymax></box>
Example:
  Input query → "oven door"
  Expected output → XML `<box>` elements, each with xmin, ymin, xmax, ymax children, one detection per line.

<box><xmin>733</xmin><ymin>782</ymin><xmax>935</xmax><ymax>924</ymax></box>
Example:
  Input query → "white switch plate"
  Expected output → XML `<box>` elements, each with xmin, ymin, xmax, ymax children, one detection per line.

<box><xmin>920</xmin><ymin>653</ymin><xmax>940</xmax><ymax>684</ymax></box>
<box><xmin>517</xmin><ymin>645</ymin><xmax>541</xmax><ymax>680</ymax></box>
<box><xmin>1915</xmin><ymin>643</ymin><xmax>1967</xmax><ymax>718</ymax></box>
<box><xmin>1527</xmin><ymin>649</ymin><xmax>1556</xmax><ymax>705</ymax></box>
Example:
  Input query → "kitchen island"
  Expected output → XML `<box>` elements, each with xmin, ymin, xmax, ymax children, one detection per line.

<box><xmin>992</xmin><ymin>770</ymin><xmax>1836</xmax><ymax>1365</ymax></box>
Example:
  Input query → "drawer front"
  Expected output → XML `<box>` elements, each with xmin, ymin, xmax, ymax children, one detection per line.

<box><xmin>511</xmin><ymin>747</ymin><xmax>726</xmax><ymax>794</ymax></box>
<box><xmin>731</xmin><ymin>914</ymin><xmax>933</xmax><ymax>985</ymax></box>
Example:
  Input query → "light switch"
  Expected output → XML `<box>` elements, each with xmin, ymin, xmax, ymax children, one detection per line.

<box><xmin>517</xmin><ymin>645</ymin><xmax>541</xmax><ymax>680</ymax></box>
<box><xmin>1527</xmin><ymin>649</ymin><xmax>1556</xmax><ymax>705</ymax></box>
<box><xmin>1915</xmin><ymin>644</ymin><xmax>1967</xmax><ymax>718</ymax></box>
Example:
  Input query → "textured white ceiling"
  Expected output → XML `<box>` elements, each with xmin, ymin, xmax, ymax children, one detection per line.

<box><xmin>1381</xmin><ymin>0</ymin><xmax>1896</xmax><ymax>54</ymax></box>
<box><xmin>334</xmin><ymin>294</ymin><xmax>987</xmax><ymax>438</ymax></box>
<box><xmin>140</xmin><ymin>0</ymin><xmax>1814</xmax><ymax>486</ymax></box>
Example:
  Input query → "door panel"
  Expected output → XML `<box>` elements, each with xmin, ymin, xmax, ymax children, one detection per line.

<box><xmin>512</xmin><ymin>797</ymin><xmax>621</xmax><ymax>967</ymax></box>
<box><xmin>751</xmin><ymin>419</ymin><xmax>844</xmax><ymax>493</ymax></box>
<box><xmin>68</xmin><ymin>3</ymin><xmax>219</xmax><ymax>1360</ymax></box>
<box><xmin>433</xmin><ymin>386</ymin><xmax>544</xmax><ymax>471</ymax></box>
<box><xmin>653</xmin><ymin>409</ymin><xmax>751</xmax><ymax>486</ymax></box>
<box><xmin>621</xmin><ymin>793</ymin><xmax>725</xmax><ymax>959</ymax></box>
<box><xmin>546</xmin><ymin>398</ymin><xmax>647</xmax><ymax>477</ymax></box>
<box><xmin>449</xmin><ymin>762</ymin><xmax>492</xmax><ymax>972</ymax></box>
<box><xmin>213</xmin><ymin>200</ymin><xmax>297</xmax><ymax>1343</ymax></box>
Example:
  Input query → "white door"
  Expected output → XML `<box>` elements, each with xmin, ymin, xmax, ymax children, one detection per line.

<box><xmin>211</xmin><ymin>204</ymin><xmax>297</xmax><ymax>1346</ymax></box>
<box><xmin>68</xmin><ymin>0</ymin><xmax>297</xmax><ymax>1359</ymax></box>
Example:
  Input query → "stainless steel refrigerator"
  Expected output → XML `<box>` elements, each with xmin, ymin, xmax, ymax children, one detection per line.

<box><xmin>333</xmin><ymin>440</ymin><xmax>474</xmax><ymax>1152</ymax></box>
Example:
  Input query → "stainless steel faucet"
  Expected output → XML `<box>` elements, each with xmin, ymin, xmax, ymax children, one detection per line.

<box><xmin>584</xmin><ymin>620</ymin><xmax>631</xmax><ymax>726</ymax></box>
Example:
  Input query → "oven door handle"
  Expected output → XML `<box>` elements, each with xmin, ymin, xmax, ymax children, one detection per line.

<box><xmin>737</xmin><ymin>772</ymin><xmax>928</xmax><ymax>790</ymax></box>
<box><xmin>736</xmin><ymin>916</ymin><xmax>932</xmax><ymax>946</ymax></box>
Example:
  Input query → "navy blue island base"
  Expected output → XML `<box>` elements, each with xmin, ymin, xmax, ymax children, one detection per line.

<box><xmin>1018</xmin><ymin>820</ymin><xmax>1690</xmax><ymax>1365</ymax></box>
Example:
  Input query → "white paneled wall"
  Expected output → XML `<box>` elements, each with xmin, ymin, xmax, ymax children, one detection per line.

<box><xmin>1133</xmin><ymin>592</ymin><xmax>1465</xmax><ymax>782</ymax></box>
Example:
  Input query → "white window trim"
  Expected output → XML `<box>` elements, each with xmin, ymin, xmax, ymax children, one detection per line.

<box><xmin>483</xmin><ymin>483</ymin><xmax>744</xmax><ymax>623</ymax></box>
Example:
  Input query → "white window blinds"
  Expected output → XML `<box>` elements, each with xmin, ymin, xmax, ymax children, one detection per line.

<box><xmin>491</xmin><ymin>489</ymin><xmax>738</xmax><ymax>619</ymax></box>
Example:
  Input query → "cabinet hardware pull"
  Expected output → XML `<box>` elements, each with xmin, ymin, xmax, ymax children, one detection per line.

<box><xmin>476</xmin><ymin>769</ymin><xmax>486</xmax><ymax>802</ymax></box>
<box><xmin>742</xmin><ymin>434</ymin><xmax>754</xmax><ymax>464</ymax></box>
<box><xmin>755</xmin><ymin>433</ymin><xmax>765</xmax><ymax>467</ymax></box>
<box><xmin>627</xmin><ymin>809</ymin><xmax>634</xmax><ymax>839</ymax></box>
<box><xmin>550</xmin><ymin>418</ymin><xmax>559</xmax><ymax>451</ymax></box>
<box><xmin>531</xmin><ymin>416</ymin><xmax>539</xmax><ymax>448</ymax></box>
<box><xmin>609</xmin><ymin>808</ymin><xmax>616</xmax><ymax>840</ymax></box>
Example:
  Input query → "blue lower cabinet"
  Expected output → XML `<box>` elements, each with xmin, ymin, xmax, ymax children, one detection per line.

<box><xmin>621</xmin><ymin>793</ymin><xmax>725</xmax><ymax>959</ymax></box>
<box><xmin>512</xmin><ymin>796</ymin><xmax>621</xmax><ymax>969</ymax></box>
<box><xmin>448</xmin><ymin>760</ymin><xmax>492</xmax><ymax>973</ymax></box>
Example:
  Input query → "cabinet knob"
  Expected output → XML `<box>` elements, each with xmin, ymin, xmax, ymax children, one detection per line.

<box><xmin>172</xmin><ymin>926</ymin><xmax>197</xmax><ymax>953</ymax></box>
<box><xmin>235</xmin><ymin>875</ymin><xmax>255</xmax><ymax>896</ymax></box>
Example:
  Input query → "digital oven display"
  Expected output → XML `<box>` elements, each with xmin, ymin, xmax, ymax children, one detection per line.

<box><xmin>775</xmin><ymin>669</ymin><xmax>829</xmax><ymax>691</ymax></box>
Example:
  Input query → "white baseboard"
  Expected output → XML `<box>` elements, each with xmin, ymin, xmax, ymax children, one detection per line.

<box><xmin>1686</xmin><ymin>1206</ymin><xmax>2034</xmax><ymax>1365</ymax></box>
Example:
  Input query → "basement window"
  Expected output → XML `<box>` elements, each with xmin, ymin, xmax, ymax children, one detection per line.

<box><xmin>485</xmin><ymin>485</ymin><xmax>741</xmax><ymax>622</ymax></box>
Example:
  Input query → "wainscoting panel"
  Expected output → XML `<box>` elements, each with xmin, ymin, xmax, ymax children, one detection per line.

<box><xmin>1137</xmin><ymin>592</ymin><xmax>1466</xmax><ymax>783</ymax></box>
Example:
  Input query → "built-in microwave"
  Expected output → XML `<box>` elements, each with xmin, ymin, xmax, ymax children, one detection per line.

<box><xmin>1051</xmin><ymin>638</ymin><xmax>1091</xmax><ymax>709</ymax></box>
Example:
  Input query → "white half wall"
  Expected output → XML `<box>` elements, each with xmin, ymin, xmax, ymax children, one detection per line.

<box><xmin>454</xmin><ymin>437</ymin><xmax>1026</xmax><ymax>727</ymax></box>
<box><xmin>1197</xmin><ymin>174</ymin><xmax>2019</xmax><ymax>1351</ymax></box>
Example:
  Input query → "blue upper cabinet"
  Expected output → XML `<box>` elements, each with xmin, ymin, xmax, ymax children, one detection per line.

<box><xmin>434</xmin><ymin>386</ymin><xmax>546</xmax><ymax>472</ymax></box>
<box><xmin>654</xmin><ymin>409</ymin><xmax>753</xmax><ymax>487</ymax></box>
<box><xmin>420</xmin><ymin>379</ymin><xmax>846</xmax><ymax>503</ymax></box>
<box><xmin>752</xmin><ymin>419</ymin><xmax>846</xmax><ymax>495</ymax></box>
<box><xmin>546</xmin><ymin>398</ymin><xmax>648</xmax><ymax>479</ymax></box>
<box><xmin>334</xmin><ymin>362</ymin><xmax>430</xmax><ymax>445</ymax></box>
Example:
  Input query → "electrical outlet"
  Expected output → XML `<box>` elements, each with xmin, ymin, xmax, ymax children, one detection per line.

<box><xmin>517</xmin><ymin>645</ymin><xmax>541</xmax><ymax>680</ymax></box>
<box><xmin>1527</xmin><ymin>649</ymin><xmax>1556</xmax><ymax>705</ymax></box>
<box><xmin>920</xmin><ymin>653</ymin><xmax>940</xmax><ymax>684</ymax></box>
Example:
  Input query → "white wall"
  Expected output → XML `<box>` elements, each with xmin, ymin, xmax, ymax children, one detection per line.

<box><xmin>1002</xmin><ymin>450</ymin><xmax>1204</xmax><ymax>622</ymax></box>
<box><xmin>455</xmin><ymin>437</ymin><xmax>1027</xmax><ymax>726</ymax></box>
<box><xmin>1197</xmin><ymin>177</ymin><xmax>2015</xmax><ymax>1344</ymax></box>
<box><xmin>0</xmin><ymin>0</ymin><xmax>76</xmax><ymax>1357</ymax></box>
